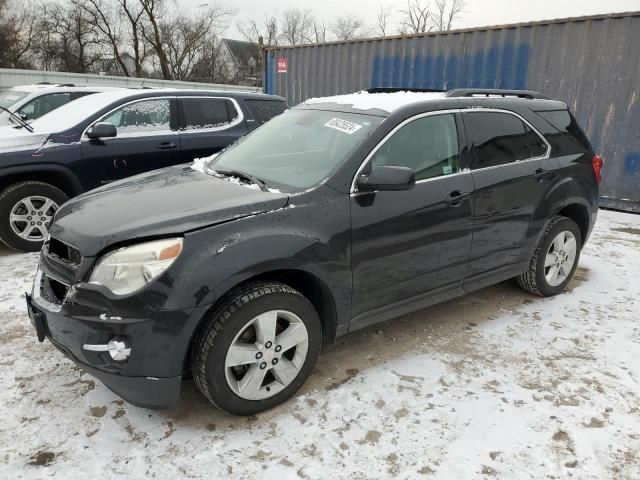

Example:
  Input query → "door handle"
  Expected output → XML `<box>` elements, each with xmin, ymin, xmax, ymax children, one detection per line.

<box><xmin>157</xmin><ymin>142</ymin><xmax>177</xmax><ymax>150</ymax></box>
<box><xmin>445</xmin><ymin>190</ymin><xmax>470</xmax><ymax>206</ymax></box>
<box><xmin>534</xmin><ymin>168</ymin><xmax>556</xmax><ymax>182</ymax></box>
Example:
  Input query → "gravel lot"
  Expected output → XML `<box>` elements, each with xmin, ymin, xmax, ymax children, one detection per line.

<box><xmin>1</xmin><ymin>209</ymin><xmax>639</xmax><ymax>479</ymax></box>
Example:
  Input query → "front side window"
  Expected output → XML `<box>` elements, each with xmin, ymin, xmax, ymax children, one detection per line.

<box><xmin>210</xmin><ymin>109</ymin><xmax>383</xmax><ymax>190</ymax></box>
<box><xmin>466</xmin><ymin>111</ymin><xmax>530</xmax><ymax>169</ymax></box>
<box><xmin>371</xmin><ymin>113</ymin><xmax>460</xmax><ymax>181</ymax></box>
<box><xmin>18</xmin><ymin>93</ymin><xmax>72</xmax><ymax>121</ymax></box>
<box><xmin>101</xmin><ymin>99</ymin><xmax>171</xmax><ymax>134</ymax></box>
<box><xmin>180</xmin><ymin>98</ymin><xmax>239</xmax><ymax>130</ymax></box>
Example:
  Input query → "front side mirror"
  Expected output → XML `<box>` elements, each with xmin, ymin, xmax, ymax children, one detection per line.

<box><xmin>356</xmin><ymin>165</ymin><xmax>415</xmax><ymax>192</ymax></box>
<box><xmin>86</xmin><ymin>122</ymin><xmax>117</xmax><ymax>139</ymax></box>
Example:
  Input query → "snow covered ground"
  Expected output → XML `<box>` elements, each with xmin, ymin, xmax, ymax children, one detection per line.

<box><xmin>1</xmin><ymin>209</ymin><xmax>639</xmax><ymax>479</ymax></box>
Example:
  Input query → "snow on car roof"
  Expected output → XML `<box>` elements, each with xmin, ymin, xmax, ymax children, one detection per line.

<box><xmin>304</xmin><ymin>90</ymin><xmax>446</xmax><ymax>113</ymax></box>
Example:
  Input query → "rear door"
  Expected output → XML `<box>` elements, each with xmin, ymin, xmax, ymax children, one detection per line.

<box><xmin>462</xmin><ymin>109</ymin><xmax>555</xmax><ymax>288</ymax></box>
<box><xmin>177</xmin><ymin>97</ymin><xmax>249</xmax><ymax>162</ymax></box>
<box><xmin>350</xmin><ymin>111</ymin><xmax>474</xmax><ymax>322</ymax></box>
<box><xmin>81</xmin><ymin>97</ymin><xmax>180</xmax><ymax>187</ymax></box>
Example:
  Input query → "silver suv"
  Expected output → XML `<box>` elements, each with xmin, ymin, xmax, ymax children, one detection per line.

<box><xmin>0</xmin><ymin>83</ymin><xmax>120</xmax><ymax>126</ymax></box>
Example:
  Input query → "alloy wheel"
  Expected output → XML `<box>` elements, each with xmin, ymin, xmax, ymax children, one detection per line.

<box><xmin>9</xmin><ymin>196</ymin><xmax>58</xmax><ymax>242</ymax></box>
<box><xmin>544</xmin><ymin>230</ymin><xmax>577</xmax><ymax>287</ymax></box>
<box><xmin>224</xmin><ymin>310</ymin><xmax>309</xmax><ymax>401</ymax></box>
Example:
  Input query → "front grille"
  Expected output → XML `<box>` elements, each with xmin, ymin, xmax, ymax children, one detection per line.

<box><xmin>47</xmin><ymin>237</ymin><xmax>82</xmax><ymax>267</ymax></box>
<box><xmin>40</xmin><ymin>275</ymin><xmax>69</xmax><ymax>305</ymax></box>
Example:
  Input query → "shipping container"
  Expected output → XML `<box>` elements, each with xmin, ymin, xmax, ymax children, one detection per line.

<box><xmin>264</xmin><ymin>12</ymin><xmax>640</xmax><ymax>212</ymax></box>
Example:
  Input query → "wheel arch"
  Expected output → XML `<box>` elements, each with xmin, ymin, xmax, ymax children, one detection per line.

<box><xmin>556</xmin><ymin>202</ymin><xmax>590</xmax><ymax>244</ymax></box>
<box><xmin>0</xmin><ymin>165</ymin><xmax>84</xmax><ymax>198</ymax></box>
<box><xmin>183</xmin><ymin>268</ymin><xmax>339</xmax><ymax>374</ymax></box>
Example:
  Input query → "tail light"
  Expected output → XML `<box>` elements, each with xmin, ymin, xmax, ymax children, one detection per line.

<box><xmin>592</xmin><ymin>154</ymin><xmax>603</xmax><ymax>184</ymax></box>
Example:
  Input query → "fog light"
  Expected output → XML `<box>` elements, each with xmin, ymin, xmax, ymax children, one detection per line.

<box><xmin>83</xmin><ymin>339</ymin><xmax>131</xmax><ymax>361</ymax></box>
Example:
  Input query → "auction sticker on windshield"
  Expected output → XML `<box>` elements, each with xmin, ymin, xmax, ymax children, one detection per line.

<box><xmin>324</xmin><ymin>118</ymin><xmax>363</xmax><ymax>134</ymax></box>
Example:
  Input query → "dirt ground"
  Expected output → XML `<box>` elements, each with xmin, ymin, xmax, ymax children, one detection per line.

<box><xmin>1</xmin><ymin>209</ymin><xmax>639</xmax><ymax>479</ymax></box>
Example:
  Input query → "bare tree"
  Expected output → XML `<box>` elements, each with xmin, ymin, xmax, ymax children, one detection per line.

<box><xmin>398</xmin><ymin>0</ymin><xmax>432</xmax><ymax>34</ymax></box>
<box><xmin>279</xmin><ymin>8</ymin><xmax>314</xmax><ymax>46</ymax></box>
<box><xmin>160</xmin><ymin>5</ymin><xmax>233</xmax><ymax>81</ymax></box>
<box><xmin>37</xmin><ymin>1</ymin><xmax>101</xmax><ymax>73</ymax></box>
<box><xmin>430</xmin><ymin>0</ymin><xmax>466</xmax><ymax>31</ymax></box>
<box><xmin>331</xmin><ymin>14</ymin><xmax>367</xmax><ymax>41</ymax></box>
<box><xmin>312</xmin><ymin>20</ymin><xmax>328</xmax><ymax>43</ymax></box>
<box><xmin>0</xmin><ymin>0</ymin><xmax>41</xmax><ymax>68</ymax></box>
<box><xmin>138</xmin><ymin>0</ymin><xmax>171</xmax><ymax>79</ymax></box>
<box><xmin>376</xmin><ymin>5</ymin><xmax>394</xmax><ymax>37</ymax></box>
<box><xmin>73</xmin><ymin>0</ymin><xmax>132</xmax><ymax>75</ymax></box>
<box><xmin>238</xmin><ymin>15</ymin><xmax>279</xmax><ymax>47</ymax></box>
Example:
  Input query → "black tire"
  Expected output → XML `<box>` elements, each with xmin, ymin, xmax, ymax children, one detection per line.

<box><xmin>191</xmin><ymin>281</ymin><xmax>322</xmax><ymax>415</ymax></box>
<box><xmin>517</xmin><ymin>216</ymin><xmax>582</xmax><ymax>297</ymax></box>
<box><xmin>0</xmin><ymin>181</ymin><xmax>68</xmax><ymax>252</ymax></box>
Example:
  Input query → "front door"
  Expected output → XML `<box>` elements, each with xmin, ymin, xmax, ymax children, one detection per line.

<box><xmin>81</xmin><ymin>97</ymin><xmax>180</xmax><ymax>188</ymax></box>
<box><xmin>350</xmin><ymin>112</ymin><xmax>474</xmax><ymax>323</ymax></box>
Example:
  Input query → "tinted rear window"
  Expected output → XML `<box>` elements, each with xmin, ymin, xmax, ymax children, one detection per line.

<box><xmin>245</xmin><ymin>99</ymin><xmax>287</xmax><ymax>125</ymax></box>
<box><xmin>180</xmin><ymin>98</ymin><xmax>239</xmax><ymax>130</ymax></box>
<box><xmin>536</xmin><ymin>109</ymin><xmax>592</xmax><ymax>150</ymax></box>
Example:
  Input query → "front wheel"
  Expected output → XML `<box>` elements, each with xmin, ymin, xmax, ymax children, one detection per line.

<box><xmin>191</xmin><ymin>282</ymin><xmax>322</xmax><ymax>415</ymax></box>
<box><xmin>517</xmin><ymin>216</ymin><xmax>582</xmax><ymax>297</ymax></box>
<box><xmin>0</xmin><ymin>181</ymin><xmax>68</xmax><ymax>252</ymax></box>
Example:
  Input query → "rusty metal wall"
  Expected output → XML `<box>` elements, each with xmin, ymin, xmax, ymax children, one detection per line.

<box><xmin>264</xmin><ymin>12</ymin><xmax>640</xmax><ymax>212</ymax></box>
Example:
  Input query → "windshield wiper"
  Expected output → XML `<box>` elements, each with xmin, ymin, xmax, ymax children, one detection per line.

<box><xmin>212</xmin><ymin>168</ymin><xmax>269</xmax><ymax>192</ymax></box>
<box><xmin>0</xmin><ymin>106</ymin><xmax>33</xmax><ymax>132</ymax></box>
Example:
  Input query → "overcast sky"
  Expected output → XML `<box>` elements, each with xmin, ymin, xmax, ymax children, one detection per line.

<box><xmin>185</xmin><ymin>0</ymin><xmax>640</xmax><ymax>40</ymax></box>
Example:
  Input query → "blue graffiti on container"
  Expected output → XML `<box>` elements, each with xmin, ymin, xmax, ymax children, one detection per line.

<box><xmin>371</xmin><ymin>43</ymin><xmax>531</xmax><ymax>90</ymax></box>
<box><xmin>624</xmin><ymin>153</ymin><xmax>640</xmax><ymax>175</ymax></box>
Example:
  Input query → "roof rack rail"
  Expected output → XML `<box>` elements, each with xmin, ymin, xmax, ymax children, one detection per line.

<box><xmin>58</xmin><ymin>83</ymin><xmax>76</xmax><ymax>87</ymax></box>
<box><xmin>446</xmin><ymin>88</ymin><xmax>547</xmax><ymax>99</ymax></box>
<box><xmin>366</xmin><ymin>87</ymin><xmax>446</xmax><ymax>94</ymax></box>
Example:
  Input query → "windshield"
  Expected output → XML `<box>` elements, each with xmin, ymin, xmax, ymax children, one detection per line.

<box><xmin>0</xmin><ymin>89</ymin><xmax>29</xmax><ymax>109</ymax></box>
<box><xmin>28</xmin><ymin>90</ymin><xmax>136</xmax><ymax>133</ymax></box>
<box><xmin>210</xmin><ymin>109</ymin><xmax>383</xmax><ymax>190</ymax></box>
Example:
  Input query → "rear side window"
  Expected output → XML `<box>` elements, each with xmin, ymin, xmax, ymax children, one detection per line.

<box><xmin>371</xmin><ymin>113</ymin><xmax>459</xmax><ymax>181</ymax></box>
<box><xmin>536</xmin><ymin>109</ymin><xmax>592</xmax><ymax>150</ymax></box>
<box><xmin>465</xmin><ymin>112</ymin><xmax>530</xmax><ymax>169</ymax></box>
<box><xmin>180</xmin><ymin>98</ymin><xmax>239</xmax><ymax>130</ymax></box>
<box><xmin>245</xmin><ymin>99</ymin><xmax>287</xmax><ymax>125</ymax></box>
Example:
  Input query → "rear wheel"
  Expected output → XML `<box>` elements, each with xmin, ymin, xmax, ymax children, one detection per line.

<box><xmin>0</xmin><ymin>181</ymin><xmax>68</xmax><ymax>252</ymax></box>
<box><xmin>517</xmin><ymin>216</ymin><xmax>582</xmax><ymax>296</ymax></box>
<box><xmin>191</xmin><ymin>281</ymin><xmax>322</xmax><ymax>415</ymax></box>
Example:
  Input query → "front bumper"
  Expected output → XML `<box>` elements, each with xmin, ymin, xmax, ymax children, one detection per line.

<box><xmin>26</xmin><ymin>269</ymin><xmax>204</xmax><ymax>409</ymax></box>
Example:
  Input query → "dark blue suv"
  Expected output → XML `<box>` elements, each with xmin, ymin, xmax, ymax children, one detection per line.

<box><xmin>0</xmin><ymin>89</ymin><xmax>287</xmax><ymax>251</ymax></box>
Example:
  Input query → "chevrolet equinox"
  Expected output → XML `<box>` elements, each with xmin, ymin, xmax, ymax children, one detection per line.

<box><xmin>26</xmin><ymin>88</ymin><xmax>602</xmax><ymax>415</ymax></box>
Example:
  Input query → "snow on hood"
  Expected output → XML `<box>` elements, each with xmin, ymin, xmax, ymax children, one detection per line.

<box><xmin>191</xmin><ymin>153</ymin><xmax>282</xmax><ymax>193</ymax></box>
<box><xmin>191</xmin><ymin>153</ymin><xmax>218</xmax><ymax>173</ymax></box>
<box><xmin>304</xmin><ymin>90</ymin><xmax>446</xmax><ymax>113</ymax></box>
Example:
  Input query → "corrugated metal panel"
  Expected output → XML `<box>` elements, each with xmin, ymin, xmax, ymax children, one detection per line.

<box><xmin>0</xmin><ymin>68</ymin><xmax>261</xmax><ymax>92</ymax></box>
<box><xmin>264</xmin><ymin>11</ymin><xmax>640</xmax><ymax>212</ymax></box>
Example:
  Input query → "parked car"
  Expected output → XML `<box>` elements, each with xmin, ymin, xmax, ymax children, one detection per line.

<box><xmin>0</xmin><ymin>83</ymin><xmax>120</xmax><ymax>126</ymax></box>
<box><xmin>0</xmin><ymin>89</ymin><xmax>288</xmax><ymax>251</ymax></box>
<box><xmin>26</xmin><ymin>88</ymin><xmax>601</xmax><ymax>415</ymax></box>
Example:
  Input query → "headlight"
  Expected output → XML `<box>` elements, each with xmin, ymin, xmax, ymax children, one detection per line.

<box><xmin>89</xmin><ymin>238</ymin><xmax>183</xmax><ymax>295</ymax></box>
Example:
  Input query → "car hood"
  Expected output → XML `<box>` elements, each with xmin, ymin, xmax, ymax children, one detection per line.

<box><xmin>0</xmin><ymin>128</ymin><xmax>48</xmax><ymax>152</ymax></box>
<box><xmin>50</xmin><ymin>165</ymin><xmax>289</xmax><ymax>256</ymax></box>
